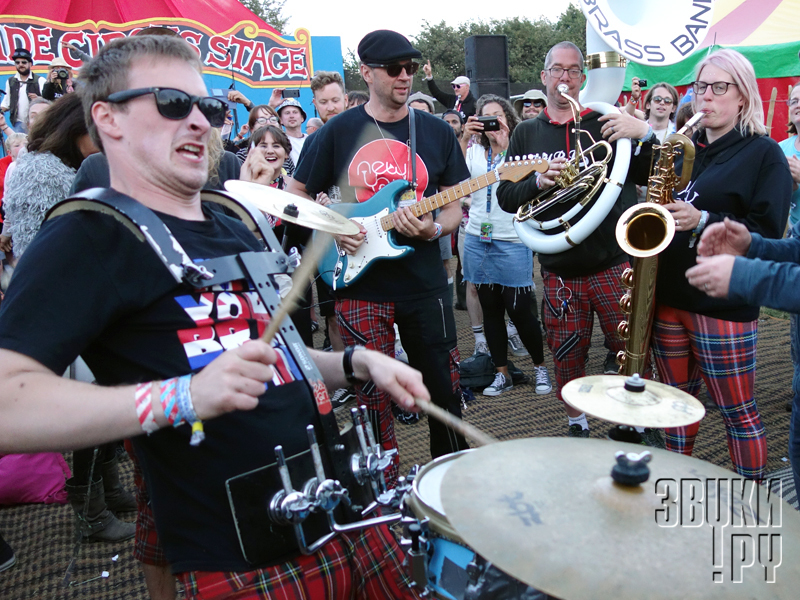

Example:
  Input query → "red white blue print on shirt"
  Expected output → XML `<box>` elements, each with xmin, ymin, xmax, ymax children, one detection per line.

<box><xmin>347</xmin><ymin>139</ymin><xmax>429</xmax><ymax>203</ymax></box>
<box><xmin>173</xmin><ymin>279</ymin><xmax>302</xmax><ymax>389</ymax></box>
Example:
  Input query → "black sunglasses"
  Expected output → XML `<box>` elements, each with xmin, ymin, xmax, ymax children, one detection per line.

<box><xmin>365</xmin><ymin>62</ymin><xmax>419</xmax><ymax>77</ymax></box>
<box><xmin>523</xmin><ymin>100</ymin><xmax>545</xmax><ymax>108</ymax></box>
<box><xmin>104</xmin><ymin>87</ymin><xmax>227</xmax><ymax>127</ymax></box>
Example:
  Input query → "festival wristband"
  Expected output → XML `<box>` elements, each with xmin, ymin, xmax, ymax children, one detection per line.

<box><xmin>135</xmin><ymin>382</ymin><xmax>158</xmax><ymax>435</ymax></box>
<box><xmin>176</xmin><ymin>374</ymin><xmax>205</xmax><ymax>446</ymax></box>
<box><xmin>427</xmin><ymin>222</ymin><xmax>443</xmax><ymax>242</ymax></box>
<box><xmin>157</xmin><ymin>376</ymin><xmax>205</xmax><ymax>445</ymax></box>
<box><xmin>160</xmin><ymin>377</ymin><xmax>181</xmax><ymax>426</ymax></box>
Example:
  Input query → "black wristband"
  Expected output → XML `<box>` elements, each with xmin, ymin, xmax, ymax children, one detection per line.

<box><xmin>343</xmin><ymin>345</ymin><xmax>365</xmax><ymax>385</ymax></box>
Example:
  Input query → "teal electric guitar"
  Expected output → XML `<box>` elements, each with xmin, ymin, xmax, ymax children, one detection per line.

<box><xmin>316</xmin><ymin>156</ymin><xmax>548</xmax><ymax>290</ymax></box>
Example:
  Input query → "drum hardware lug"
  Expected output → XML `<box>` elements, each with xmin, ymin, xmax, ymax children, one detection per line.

<box><xmin>406</xmin><ymin>523</ymin><xmax>430</xmax><ymax>593</ymax></box>
<box><xmin>268</xmin><ymin>446</ymin><xmax>313</xmax><ymax>526</ymax></box>
<box><xmin>349</xmin><ymin>406</ymin><xmax>396</xmax><ymax>496</ymax></box>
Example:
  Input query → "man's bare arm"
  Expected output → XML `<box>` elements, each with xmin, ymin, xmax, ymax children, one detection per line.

<box><xmin>0</xmin><ymin>342</ymin><xmax>277</xmax><ymax>454</ymax></box>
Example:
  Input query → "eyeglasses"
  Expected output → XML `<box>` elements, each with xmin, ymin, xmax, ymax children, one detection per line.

<box><xmin>546</xmin><ymin>67</ymin><xmax>582</xmax><ymax>79</ymax></box>
<box><xmin>364</xmin><ymin>62</ymin><xmax>419</xmax><ymax>77</ymax></box>
<box><xmin>14</xmin><ymin>60</ymin><xmax>28</xmax><ymax>66</ymax></box>
<box><xmin>651</xmin><ymin>96</ymin><xmax>673</xmax><ymax>105</ymax></box>
<box><xmin>523</xmin><ymin>100</ymin><xmax>545</xmax><ymax>108</ymax></box>
<box><xmin>452</xmin><ymin>84</ymin><xmax>462</xmax><ymax>90</ymax></box>
<box><xmin>789</xmin><ymin>98</ymin><xmax>799</xmax><ymax>108</ymax></box>
<box><xmin>104</xmin><ymin>87</ymin><xmax>227</xmax><ymax>127</ymax></box>
<box><xmin>255</xmin><ymin>116</ymin><xmax>280</xmax><ymax>125</ymax></box>
<box><xmin>691</xmin><ymin>81</ymin><xmax>739</xmax><ymax>96</ymax></box>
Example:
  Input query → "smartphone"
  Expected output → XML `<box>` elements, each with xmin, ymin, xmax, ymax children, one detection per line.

<box><xmin>282</xmin><ymin>89</ymin><xmax>301</xmax><ymax>98</ymax></box>
<box><xmin>477</xmin><ymin>115</ymin><xmax>500</xmax><ymax>131</ymax></box>
<box><xmin>638</xmin><ymin>78</ymin><xmax>648</xmax><ymax>88</ymax></box>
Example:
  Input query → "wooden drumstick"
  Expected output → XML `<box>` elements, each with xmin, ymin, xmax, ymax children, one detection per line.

<box><xmin>260</xmin><ymin>235</ymin><xmax>332</xmax><ymax>344</ymax></box>
<box><xmin>414</xmin><ymin>397</ymin><xmax>498</xmax><ymax>447</ymax></box>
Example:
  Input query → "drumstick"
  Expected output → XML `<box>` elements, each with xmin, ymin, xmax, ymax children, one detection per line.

<box><xmin>261</xmin><ymin>235</ymin><xmax>332</xmax><ymax>344</ymax></box>
<box><xmin>414</xmin><ymin>397</ymin><xmax>498</xmax><ymax>447</ymax></box>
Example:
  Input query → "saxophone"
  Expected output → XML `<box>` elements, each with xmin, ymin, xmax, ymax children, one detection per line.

<box><xmin>614</xmin><ymin>112</ymin><xmax>704</xmax><ymax>375</ymax></box>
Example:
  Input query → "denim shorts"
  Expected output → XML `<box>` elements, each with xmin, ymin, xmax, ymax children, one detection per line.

<box><xmin>462</xmin><ymin>233</ymin><xmax>533</xmax><ymax>288</ymax></box>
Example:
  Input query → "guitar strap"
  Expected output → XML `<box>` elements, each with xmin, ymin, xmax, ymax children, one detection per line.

<box><xmin>408</xmin><ymin>106</ymin><xmax>417</xmax><ymax>190</ymax></box>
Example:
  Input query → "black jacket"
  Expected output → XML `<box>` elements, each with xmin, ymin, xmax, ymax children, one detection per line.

<box><xmin>656</xmin><ymin>126</ymin><xmax>791</xmax><ymax>322</ymax></box>
<box><xmin>496</xmin><ymin>109</ymin><xmax>653</xmax><ymax>277</ymax></box>
<box><xmin>425</xmin><ymin>79</ymin><xmax>476</xmax><ymax>119</ymax></box>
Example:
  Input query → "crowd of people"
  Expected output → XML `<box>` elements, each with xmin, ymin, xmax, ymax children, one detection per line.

<box><xmin>0</xmin><ymin>24</ymin><xmax>797</xmax><ymax>600</ymax></box>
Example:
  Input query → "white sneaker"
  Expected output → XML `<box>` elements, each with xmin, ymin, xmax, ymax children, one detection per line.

<box><xmin>473</xmin><ymin>341</ymin><xmax>490</xmax><ymax>356</ymax></box>
<box><xmin>508</xmin><ymin>333</ymin><xmax>529</xmax><ymax>357</ymax></box>
<box><xmin>483</xmin><ymin>372</ymin><xmax>512</xmax><ymax>396</ymax></box>
<box><xmin>534</xmin><ymin>365</ymin><xmax>552</xmax><ymax>395</ymax></box>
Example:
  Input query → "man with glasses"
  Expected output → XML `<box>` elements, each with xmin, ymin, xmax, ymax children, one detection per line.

<box><xmin>642</xmin><ymin>82</ymin><xmax>679</xmax><ymax>143</ymax></box>
<box><xmin>1</xmin><ymin>48</ymin><xmax>45</xmax><ymax>133</ymax></box>
<box><xmin>497</xmin><ymin>40</ymin><xmax>657</xmax><ymax>441</ymax></box>
<box><xmin>514</xmin><ymin>89</ymin><xmax>547</xmax><ymax>121</ymax></box>
<box><xmin>422</xmin><ymin>62</ymin><xmax>476</xmax><ymax>119</ymax></box>
<box><xmin>0</xmin><ymin>35</ymin><xmax>427</xmax><ymax>600</ymax></box>
<box><xmin>288</xmin><ymin>29</ymin><xmax>471</xmax><ymax>485</ymax></box>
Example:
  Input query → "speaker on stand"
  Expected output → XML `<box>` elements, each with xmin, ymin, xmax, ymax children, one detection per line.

<box><xmin>464</xmin><ymin>35</ymin><xmax>510</xmax><ymax>99</ymax></box>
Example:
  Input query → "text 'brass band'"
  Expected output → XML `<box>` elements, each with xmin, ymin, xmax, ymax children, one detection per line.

<box><xmin>586</xmin><ymin>52</ymin><xmax>628</xmax><ymax>71</ymax></box>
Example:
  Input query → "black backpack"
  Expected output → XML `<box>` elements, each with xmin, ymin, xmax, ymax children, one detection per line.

<box><xmin>459</xmin><ymin>353</ymin><xmax>528</xmax><ymax>391</ymax></box>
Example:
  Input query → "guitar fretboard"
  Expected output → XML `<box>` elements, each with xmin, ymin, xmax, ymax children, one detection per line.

<box><xmin>380</xmin><ymin>171</ymin><xmax>499</xmax><ymax>232</ymax></box>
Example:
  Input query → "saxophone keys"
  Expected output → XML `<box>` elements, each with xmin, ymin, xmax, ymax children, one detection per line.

<box><xmin>617</xmin><ymin>321</ymin><xmax>630</xmax><ymax>341</ymax></box>
<box><xmin>620</xmin><ymin>268</ymin><xmax>635</xmax><ymax>288</ymax></box>
<box><xmin>619</xmin><ymin>293</ymin><xmax>632</xmax><ymax>314</ymax></box>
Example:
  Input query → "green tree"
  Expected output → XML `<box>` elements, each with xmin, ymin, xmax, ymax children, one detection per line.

<box><xmin>238</xmin><ymin>0</ymin><xmax>290</xmax><ymax>33</ymax></box>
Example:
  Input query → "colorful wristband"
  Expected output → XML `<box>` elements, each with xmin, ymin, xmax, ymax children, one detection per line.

<box><xmin>135</xmin><ymin>382</ymin><xmax>158</xmax><ymax>435</ymax></box>
<box><xmin>428</xmin><ymin>222</ymin><xmax>443</xmax><ymax>242</ymax></box>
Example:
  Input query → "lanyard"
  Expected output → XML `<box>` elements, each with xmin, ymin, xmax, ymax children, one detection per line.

<box><xmin>485</xmin><ymin>146</ymin><xmax>504</xmax><ymax>213</ymax></box>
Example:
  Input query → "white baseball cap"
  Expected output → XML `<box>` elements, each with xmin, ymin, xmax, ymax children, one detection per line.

<box><xmin>451</xmin><ymin>76</ymin><xmax>470</xmax><ymax>86</ymax></box>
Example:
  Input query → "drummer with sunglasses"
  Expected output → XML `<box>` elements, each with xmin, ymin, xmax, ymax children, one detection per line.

<box><xmin>0</xmin><ymin>35</ymin><xmax>430</xmax><ymax>600</ymax></box>
<box><xmin>422</xmin><ymin>61</ymin><xmax>476</xmax><ymax>119</ymax></box>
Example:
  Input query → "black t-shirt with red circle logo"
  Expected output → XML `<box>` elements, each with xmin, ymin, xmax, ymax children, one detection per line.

<box><xmin>293</xmin><ymin>105</ymin><xmax>469</xmax><ymax>302</ymax></box>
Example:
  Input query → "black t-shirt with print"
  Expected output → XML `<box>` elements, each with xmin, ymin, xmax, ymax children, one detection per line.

<box><xmin>0</xmin><ymin>200</ymin><xmax>319</xmax><ymax>573</ymax></box>
<box><xmin>293</xmin><ymin>106</ymin><xmax>470</xmax><ymax>302</ymax></box>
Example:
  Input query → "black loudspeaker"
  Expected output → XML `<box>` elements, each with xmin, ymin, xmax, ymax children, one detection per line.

<box><xmin>464</xmin><ymin>35</ymin><xmax>510</xmax><ymax>99</ymax></box>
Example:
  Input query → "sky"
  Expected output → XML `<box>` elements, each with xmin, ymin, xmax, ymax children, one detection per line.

<box><xmin>281</xmin><ymin>0</ymin><xmax>576</xmax><ymax>57</ymax></box>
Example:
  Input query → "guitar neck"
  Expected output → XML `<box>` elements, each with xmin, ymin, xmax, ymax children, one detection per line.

<box><xmin>382</xmin><ymin>171</ymin><xmax>500</xmax><ymax>232</ymax></box>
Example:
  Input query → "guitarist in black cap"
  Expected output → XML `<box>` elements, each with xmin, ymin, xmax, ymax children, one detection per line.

<box><xmin>288</xmin><ymin>30</ymin><xmax>471</xmax><ymax>483</ymax></box>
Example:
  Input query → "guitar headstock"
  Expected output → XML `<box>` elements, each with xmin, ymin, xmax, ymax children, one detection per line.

<box><xmin>497</xmin><ymin>155</ymin><xmax>549</xmax><ymax>182</ymax></box>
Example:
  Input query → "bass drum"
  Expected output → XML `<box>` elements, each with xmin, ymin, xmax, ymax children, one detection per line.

<box><xmin>405</xmin><ymin>451</ymin><xmax>551</xmax><ymax>600</ymax></box>
<box><xmin>405</xmin><ymin>451</ymin><xmax>475</xmax><ymax>600</ymax></box>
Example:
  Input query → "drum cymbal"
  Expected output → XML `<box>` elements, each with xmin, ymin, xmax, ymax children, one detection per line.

<box><xmin>441</xmin><ymin>438</ymin><xmax>800</xmax><ymax>600</ymax></box>
<box><xmin>224</xmin><ymin>180</ymin><xmax>360</xmax><ymax>236</ymax></box>
<box><xmin>561</xmin><ymin>375</ymin><xmax>705</xmax><ymax>428</ymax></box>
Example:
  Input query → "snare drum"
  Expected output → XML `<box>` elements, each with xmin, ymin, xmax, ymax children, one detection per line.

<box><xmin>405</xmin><ymin>450</ymin><xmax>476</xmax><ymax>600</ymax></box>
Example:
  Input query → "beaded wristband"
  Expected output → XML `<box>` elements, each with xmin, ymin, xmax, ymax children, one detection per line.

<box><xmin>135</xmin><ymin>382</ymin><xmax>158</xmax><ymax>435</ymax></box>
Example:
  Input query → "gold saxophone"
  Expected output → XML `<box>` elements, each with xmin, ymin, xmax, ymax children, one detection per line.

<box><xmin>614</xmin><ymin>113</ymin><xmax>704</xmax><ymax>375</ymax></box>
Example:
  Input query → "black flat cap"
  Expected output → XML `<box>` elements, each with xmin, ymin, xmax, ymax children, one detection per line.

<box><xmin>358</xmin><ymin>30</ymin><xmax>422</xmax><ymax>64</ymax></box>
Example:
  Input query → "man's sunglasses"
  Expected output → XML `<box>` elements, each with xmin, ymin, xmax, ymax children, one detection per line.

<box><xmin>104</xmin><ymin>87</ymin><xmax>227</xmax><ymax>127</ymax></box>
<box><xmin>523</xmin><ymin>100</ymin><xmax>545</xmax><ymax>108</ymax></box>
<box><xmin>452</xmin><ymin>84</ymin><xmax>463</xmax><ymax>90</ymax></box>
<box><xmin>651</xmin><ymin>95</ymin><xmax>673</xmax><ymax>105</ymax></box>
<box><xmin>364</xmin><ymin>62</ymin><xmax>419</xmax><ymax>77</ymax></box>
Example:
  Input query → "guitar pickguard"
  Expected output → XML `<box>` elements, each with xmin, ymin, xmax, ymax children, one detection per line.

<box><xmin>342</xmin><ymin>208</ymin><xmax>410</xmax><ymax>285</ymax></box>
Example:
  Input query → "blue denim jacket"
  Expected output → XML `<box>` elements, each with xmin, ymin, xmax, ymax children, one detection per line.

<box><xmin>729</xmin><ymin>223</ymin><xmax>800</xmax><ymax>312</ymax></box>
